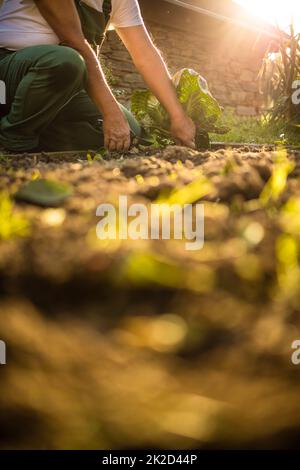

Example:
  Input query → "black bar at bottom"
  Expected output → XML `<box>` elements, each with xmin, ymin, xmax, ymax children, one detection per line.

<box><xmin>0</xmin><ymin>450</ymin><xmax>299</xmax><ymax>466</ymax></box>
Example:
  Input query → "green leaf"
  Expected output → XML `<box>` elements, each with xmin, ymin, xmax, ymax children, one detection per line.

<box><xmin>15</xmin><ymin>179</ymin><xmax>73</xmax><ymax>207</ymax></box>
<box><xmin>131</xmin><ymin>89</ymin><xmax>168</xmax><ymax>129</ymax></box>
<box><xmin>131</xmin><ymin>89</ymin><xmax>152</xmax><ymax>119</ymax></box>
<box><xmin>173</xmin><ymin>69</ymin><xmax>222</xmax><ymax>129</ymax></box>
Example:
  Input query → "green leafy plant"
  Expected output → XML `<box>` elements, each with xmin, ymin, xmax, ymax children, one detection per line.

<box><xmin>259</xmin><ymin>23</ymin><xmax>300</xmax><ymax>126</ymax></box>
<box><xmin>131</xmin><ymin>68</ymin><xmax>228</xmax><ymax>148</ymax></box>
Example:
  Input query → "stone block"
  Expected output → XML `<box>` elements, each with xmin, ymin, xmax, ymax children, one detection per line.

<box><xmin>236</xmin><ymin>105</ymin><xmax>257</xmax><ymax>116</ymax></box>
<box><xmin>240</xmin><ymin>70</ymin><xmax>255</xmax><ymax>82</ymax></box>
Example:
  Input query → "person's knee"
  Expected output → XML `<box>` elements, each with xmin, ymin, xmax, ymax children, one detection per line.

<box><xmin>37</xmin><ymin>46</ymin><xmax>86</xmax><ymax>90</ymax></box>
<box><xmin>54</xmin><ymin>47</ymin><xmax>86</xmax><ymax>85</ymax></box>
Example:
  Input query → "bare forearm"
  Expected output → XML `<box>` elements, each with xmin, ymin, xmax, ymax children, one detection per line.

<box><xmin>133</xmin><ymin>45</ymin><xmax>195</xmax><ymax>147</ymax></box>
<box><xmin>74</xmin><ymin>41</ymin><xmax>120</xmax><ymax>117</ymax></box>
<box><xmin>70</xmin><ymin>42</ymin><xmax>130</xmax><ymax>150</ymax></box>
<box><xmin>134</xmin><ymin>46</ymin><xmax>185</xmax><ymax>120</ymax></box>
<box><xmin>78</xmin><ymin>43</ymin><xmax>130</xmax><ymax>149</ymax></box>
<box><xmin>117</xmin><ymin>25</ymin><xmax>186</xmax><ymax>121</ymax></box>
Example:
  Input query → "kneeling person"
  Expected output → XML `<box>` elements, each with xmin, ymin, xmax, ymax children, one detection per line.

<box><xmin>0</xmin><ymin>0</ymin><xmax>196</xmax><ymax>152</ymax></box>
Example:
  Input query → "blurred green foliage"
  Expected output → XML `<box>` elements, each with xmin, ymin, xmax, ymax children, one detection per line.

<box><xmin>0</xmin><ymin>192</ymin><xmax>30</xmax><ymax>241</ymax></box>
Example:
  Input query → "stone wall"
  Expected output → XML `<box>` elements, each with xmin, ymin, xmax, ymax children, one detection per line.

<box><xmin>101</xmin><ymin>19</ymin><xmax>265</xmax><ymax>116</ymax></box>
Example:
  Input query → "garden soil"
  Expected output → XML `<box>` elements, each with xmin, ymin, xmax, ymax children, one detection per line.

<box><xmin>1</xmin><ymin>145</ymin><xmax>300</xmax><ymax>449</ymax></box>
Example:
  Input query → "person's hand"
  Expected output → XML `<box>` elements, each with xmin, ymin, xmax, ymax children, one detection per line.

<box><xmin>170</xmin><ymin>113</ymin><xmax>196</xmax><ymax>149</ymax></box>
<box><xmin>103</xmin><ymin>109</ymin><xmax>131</xmax><ymax>152</ymax></box>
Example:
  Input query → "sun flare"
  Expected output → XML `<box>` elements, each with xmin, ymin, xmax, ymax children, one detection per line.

<box><xmin>235</xmin><ymin>0</ymin><xmax>300</xmax><ymax>31</ymax></box>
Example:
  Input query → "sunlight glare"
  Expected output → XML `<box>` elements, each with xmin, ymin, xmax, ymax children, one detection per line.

<box><xmin>235</xmin><ymin>0</ymin><xmax>300</xmax><ymax>32</ymax></box>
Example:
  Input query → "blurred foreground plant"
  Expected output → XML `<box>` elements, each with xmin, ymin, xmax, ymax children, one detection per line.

<box><xmin>260</xmin><ymin>147</ymin><xmax>295</xmax><ymax>206</ymax></box>
<box><xmin>0</xmin><ymin>192</ymin><xmax>30</xmax><ymax>240</ymax></box>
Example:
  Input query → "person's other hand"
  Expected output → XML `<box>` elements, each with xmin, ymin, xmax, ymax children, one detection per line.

<box><xmin>170</xmin><ymin>113</ymin><xmax>196</xmax><ymax>149</ymax></box>
<box><xmin>103</xmin><ymin>110</ymin><xmax>131</xmax><ymax>152</ymax></box>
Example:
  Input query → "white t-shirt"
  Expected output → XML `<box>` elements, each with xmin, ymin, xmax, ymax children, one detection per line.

<box><xmin>0</xmin><ymin>0</ymin><xmax>143</xmax><ymax>50</ymax></box>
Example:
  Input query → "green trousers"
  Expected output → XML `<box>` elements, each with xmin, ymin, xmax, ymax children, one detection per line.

<box><xmin>0</xmin><ymin>45</ymin><xmax>141</xmax><ymax>152</ymax></box>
